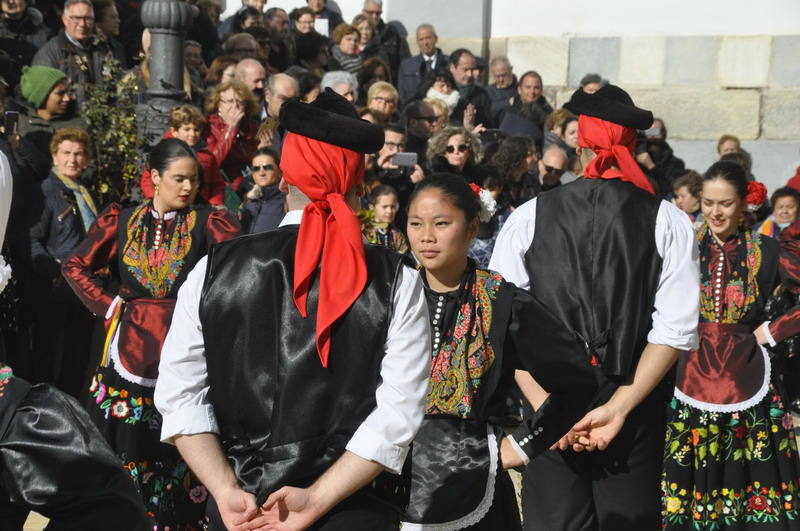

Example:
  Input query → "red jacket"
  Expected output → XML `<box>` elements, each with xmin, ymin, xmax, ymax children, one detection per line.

<box><xmin>205</xmin><ymin>113</ymin><xmax>260</xmax><ymax>193</ymax></box>
<box><xmin>139</xmin><ymin>129</ymin><xmax>226</xmax><ymax>205</ymax></box>
<box><xmin>786</xmin><ymin>166</ymin><xmax>800</xmax><ymax>193</ymax></box>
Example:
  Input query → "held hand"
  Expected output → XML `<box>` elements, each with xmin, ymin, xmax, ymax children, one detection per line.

<box><xmin>569</xmin><ymin>404</ymin><xmax>627</xmax><ymax>451</ymax></box>
<box><xmin>754</xmin><ymin>322</ymin><xmax>769</xmax><ymax>345</ymax></box>
<box><xmin>500</xmin><ymin>437</ymin><xmax>525</xmax><ymax>469</ymax></box>
<box><xmin>257</xmin><ymin>486</ymin><xmax>324</xmax><ymax>531</ymax></box>
<box><xmin>635</xmin><ymin>151</ymin><xmax>655</xmax><ymax>170</ymax></box>
<box><xmin>215</xmin><ymin>486</ymin><xmax>261</xmax><ymax>530</ymax></box>
<box><xmin>409</xmin><ymin>164</ymin><xmax>425</xmax><ymax>183</ymax></box>
<box><xmin>377</xmin><ymin>152</ymin><xmax>397</xmax><ymax>169</ymax></box>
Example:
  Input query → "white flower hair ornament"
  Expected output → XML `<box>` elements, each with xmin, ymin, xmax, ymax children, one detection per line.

<box><xmin>469</xmin><ymin>183</ymin><xmax>497</xmax><ymax>222</ymax></box>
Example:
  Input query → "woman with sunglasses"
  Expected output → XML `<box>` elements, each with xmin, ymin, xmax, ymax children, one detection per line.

<box><xmin>428</xmin><ymin>126</ymin><xmax>490</xmax><ymax>185</ymax></box>
<box><xmin>241</xmin><ymin>147</ymin><xmax>286</xmax><ymax>234</ymax></box>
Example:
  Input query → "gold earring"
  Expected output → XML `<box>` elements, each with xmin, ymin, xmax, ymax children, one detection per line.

<box><xmin>154</xmin><ymin>183</ymin><xmax>160</xmax><ymax>196</ymax></box>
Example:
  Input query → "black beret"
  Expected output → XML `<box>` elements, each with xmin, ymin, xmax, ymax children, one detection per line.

<box><xmin>563</xmin><ymin>84</ymin><xmax>654</xmax><ymax>130</ymax></box>
<box><xmin>279</xmin><ymin>88</ymin><xmax>384</xmax><ymax>154</ymax></box>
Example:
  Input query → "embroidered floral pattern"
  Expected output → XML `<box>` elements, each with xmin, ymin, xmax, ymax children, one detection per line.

<box><xmin>662</xmin><ymin>480</ymin><xmax>799</xmax><ymax>529</ymax></box>
<box><xmin>698</xmin><ymin>225</ymin><xmax>762</xmax><ymax>324</ymax></box>
<box><xmin>89</xmin><ymin>373</ymin><xmax>158</xmax><ymax>428</ymax></box>
<box><xmin>426</xmin><ymin>269</ymin><xmax>502</xmax><ymax>418</ymax></box>
<box><xmin>0</xmin><ymin>364</ymin><xmax>12</xmax><ymax>397</ymax></box>
<box><xmin>122</xmin><ymin>205</ymin><xmax>196</xmax><ymax>298</ymax></box>
<box><xmin>121</xmin><ymin>455</ymin><xmax>207</xmax><ymax>530</ymax></box>
<box><xmin>663</xmin><ymin>387</ymin><xmax>800</xmax><ymax>528</ymax></box>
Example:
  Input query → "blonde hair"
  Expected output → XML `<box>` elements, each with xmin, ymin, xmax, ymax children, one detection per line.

<box><xmin>544</xmin><ymin>108</ymin><xmax>575</xmax><ymax>133</ymax></box>
<box><xmin>424</xmin><ymin>97</ymin><xmax>449</xmax><ymax>122</ymax></box>
<box><xmin>367</xmin><ymin>81</ymin><xmax>398</xmax><ymax>104</ymax></box>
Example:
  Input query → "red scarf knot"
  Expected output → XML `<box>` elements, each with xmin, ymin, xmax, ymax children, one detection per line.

<box><xmin>577</xmin><ymin>115</ymin><xmax>655</xmax><ymax>194</ymax></box>
<box><xmin>281</xmin><ymin>133</ymin><xmax>368</xmax><ymax>367</ymax></box>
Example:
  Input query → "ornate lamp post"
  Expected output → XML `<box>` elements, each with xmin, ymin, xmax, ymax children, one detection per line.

<box><xmin>136</xmin><ymin>0</ymin><xmax>193</xmax><ymax>145</ymax></box>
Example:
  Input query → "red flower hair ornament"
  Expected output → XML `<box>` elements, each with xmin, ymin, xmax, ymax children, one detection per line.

<box><xmin>746</xmin><ymin>181</ymin><xmax>767</xmax><ymax>212</ymax></box>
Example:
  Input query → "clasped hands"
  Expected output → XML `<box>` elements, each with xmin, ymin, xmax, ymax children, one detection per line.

<box><xmin>216</xmin><ymin>484</ymin><xmax>324</xmax><ymax>531</ymax></box>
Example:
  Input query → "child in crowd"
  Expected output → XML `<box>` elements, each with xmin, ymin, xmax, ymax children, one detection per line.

<box><xmin>469</xmin><ymin>174</ymin><xmax>509</xmax><ymax>268</ymax></box>
<box><xmin>139</xmin><ymin>105</ymin><xmax>225</xmax><ymax>205</ymax></box>
<box><xmin>672</xmin><ymin>170</ymin><xmax>704</xmax><ymax>229</ymax></box>
<box><xmin>362</xmin><ymin>184</ymin><xmax>409</xmax><ymax>253</ymax></box>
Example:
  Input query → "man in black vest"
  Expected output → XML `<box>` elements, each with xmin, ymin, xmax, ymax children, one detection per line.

<box><xmin>154</xmin><ymin>89</ymin><xmax>432</xmax><ymax>530</ymax></box>
<box><xmin>490</xmin><ymin>85</ymin><xmax>700</xmax><ymax>530</ymax></box>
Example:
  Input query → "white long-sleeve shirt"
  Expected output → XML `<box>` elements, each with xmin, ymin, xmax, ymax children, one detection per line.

<box><xmin>154</xmin><ymin>210</ymin><xmax>432</xmax><ymax>474</ymax></box>
<box><xmin>489</xmin><ymin>196</ymin><xmax>700</xmax><ymax>464</ymax></box>
<box><xmin>489</xmin><ymin>196</ymin><xmax>700</xmax><ymax>352</ymax></box>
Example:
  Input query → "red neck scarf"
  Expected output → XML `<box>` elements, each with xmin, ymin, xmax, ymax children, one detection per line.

<box><xmin>280</xmin><ymin>133</ymin><xmax>367</xmax><ymax>367</ymax></box>
<box><xmin>577</xmin><ymin>115</ymin><xmax>655</xmax><ymax>194</ymax></box>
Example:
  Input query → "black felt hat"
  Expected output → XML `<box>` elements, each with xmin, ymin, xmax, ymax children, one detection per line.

<box><xmin>563</xmin><ymin>84</ymin><xmax>654</xmax><ymax>130</ymax></box>
<box><xmin>279</xmin><ymin>88</ymin><xmax>384</xmax><ymax>154</ymax></box>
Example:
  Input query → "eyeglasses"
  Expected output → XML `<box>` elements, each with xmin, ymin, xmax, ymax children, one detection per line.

<box><xmin>373</xmin><ymin>96</ymin><xmax>397</xmax><ymax>105</ymax></box>
<box><xmin>446</xmin><ymin>144</ymin><xmax>468</xmax><ymax>154</ymax></box>
<box><xmin>233</xmin><ymin>47</ymin><xmax>257</xmax><ymax>53</ymax></box>
<box><xmin>220</xmin><ymin>98</ymin><xmax>244</xmax><ymax>106</ymax></box>
<box><xmin>384</xmin><ymin>141</ymin><xmax>405</xmax><ymax>149</ymax></box>
<box><xmin>413</xmin><ymin>115</ymin><xmax>437</xmax><ymax>124</ymax></box>
<box><xmin>67</xmin><ymin>15</ymin><xmax>94</xmax><ymax>23</ymax></box>
<box><xmin>364</xmin><ymin>9</ymin><xmax>382</xmax><ymax>15</ymax></box>
<box><xmin>543</xmin><ymin>165</ymin><xmax>566</xmax><ymax>177</ymax></box>
<box><xmin>252</xmin><ymin>164</ymin><xmax>275</xmax><ymax>171</ymax></box>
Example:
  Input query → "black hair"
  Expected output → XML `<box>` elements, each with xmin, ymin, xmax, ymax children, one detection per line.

<box><xmin>518</xmin><ymin>70</ymin><xmax>542</xmax><ymax>86</ymax></box>
<box><xmin>771</xmin><ymin>186</ymin><xmax>800</xmax><ymax>207</ymax></box>
<box><xmin>295</xmin><ymin>32</ymin><xmax>328</xmax><ymax>62</ymax></box>
<box><xmin>148</xmin><ymin>138</ymin><xmax>196</xmax><ymax>175</ymax></box>
<box><xmin>481</xmin><ymin>174</ymin><xmax>504</xmax><ymax>191</ymax></box>
<box><xmin>408</xmin><ymin>173</ymin><xmax>480</xmax><ymax>223</ymax></box>
<box><xmin>560</xmin><ymin>116</ymin><xmax>578</xmax><ymax>137</ymax></box>
<box><xmin>720</xmin><ymin>150</ymin><xmax>753</xmax><ymax>173</ymax></box>
<box><xmin>368</xmin><ymin>184</ymin><xmax>398</xmax><ymax>205</ymax></box>
<box><xmin>382</xmin><ymin>122</ymin><xmax>405</xmax><ymax>137</ymax></box>
<box><xmin>449</xmin><ymin>48</ymin><xmax>474</xmax><ymax>68</ymax></box>
<box><xmin>703</xmin><ymin>160</ymin><xmax>748</xmax><ymax>199</ymax></box>
<box><xmin>415</xmin><ymin>66</ymin><xmax>456</xmax><ymax>100</ymax></box>
<box><xmin>292</xmin><ymin>70</ymin><xmax>322</xmax><ymax>100</ymax></box>
<box><xmin>253</xmin><ymin>146</ymin><xmax>280</xmax><ymax>164</ymax></box>
<box><xmin>490</xmin><ymin>136</ymin><xmax>536</xmax><ymax>178</ymax></box>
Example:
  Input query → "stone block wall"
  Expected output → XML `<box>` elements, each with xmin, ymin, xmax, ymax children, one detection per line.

<box><xmin>482</xmin><ymin>34</ymin><xmax>800</xmax><ymax>141</ymax></box>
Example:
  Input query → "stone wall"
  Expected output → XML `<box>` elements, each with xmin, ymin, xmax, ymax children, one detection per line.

<box><xmin>430</xmin><ymin>34</ymin><xmax>800</xmax><ymax>142</ymax></box>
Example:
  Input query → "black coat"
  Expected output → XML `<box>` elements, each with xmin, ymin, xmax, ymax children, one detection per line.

<box><xmin>451</xmin><ymin>83</ymin><xmax>494</xmax><ymax>128</ymax></box>
<box><xmin>370</xmin><ymin>19</ymin><xmax>410</xmax><ymax>80</ymax></box>
<box><xmin>28</xmin><ymin>172</ymin><xmax>90</xmax><ymax>283</ymax></box>
<box><xmin>241</xmin><ymin>186</ymin><xmax>286</xmax><ymax>234</ymax></box>
<box><xmin>397</xmin><ymin>49</ymin><xmax>448</xmax><ymax>104</ymax></box>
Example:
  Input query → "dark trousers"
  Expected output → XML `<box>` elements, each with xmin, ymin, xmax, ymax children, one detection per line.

<box><xmin>207</xmin><ymin>490</ymin><xmax>399</xmax><ymax>531</ymax></box>
<box><xmin>521</xmin><ymin>391</ymin><xmax>666</xmax><ymax>531</ymax></box>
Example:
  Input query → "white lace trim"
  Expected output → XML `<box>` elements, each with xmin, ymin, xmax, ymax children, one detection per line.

<box><xmin>0</xmin><ymin>256</ymin><xmax>11</xmax><ymax>295</ymax></box>
<box><xmin>674</xmin><ymin>344</ymin><xmax>771</xmax><ymax>413</ymax></box>
<box><xmin>108</xmin><ymin>324</ymin><xmax>158</xmax><ymax>388</ymax></box>
<box><xmin>400</xmin><ymin>424</ymin><xmax>498</xmax><ymax>531</ymax></box>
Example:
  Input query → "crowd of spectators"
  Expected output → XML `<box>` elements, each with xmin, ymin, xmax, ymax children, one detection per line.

<box><xmin>1</xmin><ymin>0</ymin><xmax>799</xmax><ymax>391</ymax></box>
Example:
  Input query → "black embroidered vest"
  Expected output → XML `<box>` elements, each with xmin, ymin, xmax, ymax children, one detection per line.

<box><xmin>526</xmin><ymin>178</ymin><xmax>663</xmax><ymax>380</ymax></box>
<box><xmin>200</xmin><ymin>226</ymin><xmax>406</xmax><ymax>505</ymax></box>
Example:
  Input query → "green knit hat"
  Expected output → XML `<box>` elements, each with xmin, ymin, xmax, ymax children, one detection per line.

<box><xmin>20</xmin><ymin>66</ymin><xmax>67</xmax><ymax>109</ymax></box>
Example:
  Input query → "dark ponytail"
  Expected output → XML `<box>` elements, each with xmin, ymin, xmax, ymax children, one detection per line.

<box><xmin>409</xmin><ymin>173</ymin><xmax>480</xmax><ymax>223</ymax></box>
<box><xmin>703</xmin><ymin>160</ymin><xmax>748</xmax><ymax>199</ymax></box>
<box><xmin>148</xmin><ymin>138</ymin><xmax>197</xmax><ymax>175</ymax></box>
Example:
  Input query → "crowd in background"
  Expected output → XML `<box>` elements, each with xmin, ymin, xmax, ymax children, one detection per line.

<box><xmin>2</xmin><ymin>0</ymin><xmax>800</xmax><ymax>527</ymax></box>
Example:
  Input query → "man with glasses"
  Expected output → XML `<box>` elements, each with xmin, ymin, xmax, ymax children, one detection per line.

<box><xmin>537</xmin><ymin>145</ymin><xmax>572</xmax><ymax>190</ymax></box>
<box><xmin>374</xmin><ymin>123</ymin><xmax>423</xmax><ymax>229</ymax></box>
<box><xmin>33</xmin><ymin>0</ymin><xmax>117</xmax><ymax>106</ymax></box>
<box><xmin>361</xmin><ymin>0</ymin><xmax>409</xmax><ymax>81</ymax></box>
<box><xmin>397</xmin><ymin>24</ymin><xmax>448</xmax><ymax>105</ymax></box>
<box><xmin>403</xmin><ymin>99</ymin><xmax>436</xmax><ymax>169</ymax></box>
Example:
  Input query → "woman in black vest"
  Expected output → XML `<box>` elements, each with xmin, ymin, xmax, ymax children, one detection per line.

<box><xmin>62</xmin><ymin>138</ymin><xmax>240</xmax><ymax>530</ymax></box>
<box><xmin>402</xmin><ymin>174</ymin><xmax>594</xmax><ymax>530</ymax></box>
<box><xmin>663</xmin><ymin>161</ymin><xmax>800</xmax><ymax>530</ymax></box>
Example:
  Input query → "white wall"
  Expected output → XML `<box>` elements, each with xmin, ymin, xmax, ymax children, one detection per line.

<box><xmin>491</xmin><ymin>0</ymin><xmax>800</xmax><ymax>37</ymax></box>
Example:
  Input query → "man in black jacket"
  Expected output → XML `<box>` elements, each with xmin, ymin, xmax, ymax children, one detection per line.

<box><xmin>636</xmin><ymin>118</ymin><xmax>686</xmax><ymax>197</ymax></box>
<box><xmin>449</xmin><ymin>48</ymin><xmax>493</xmax><ymax>128</ymax></box>
<box><xmin>362</xmin><ymin>0</ymin><xmax>410</xmax><ymax>80</ymax></box>
<box><xmin>397</xmin><ymin>23</ymin><xmax>448</xmax><ymax>104</ymax></box>
<box><xmin>32</xmin><ymin>0</ymin><xmax>123</xmax><ymax>106</ymax></box>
